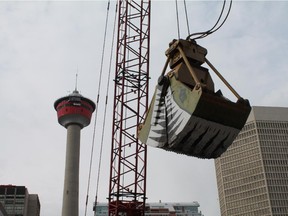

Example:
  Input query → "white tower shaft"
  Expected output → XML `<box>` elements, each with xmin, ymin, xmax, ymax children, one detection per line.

<box><xmin>62</xmin><ymin>124</ymin><xmax>81</xmax><ymax>216</ymax></box>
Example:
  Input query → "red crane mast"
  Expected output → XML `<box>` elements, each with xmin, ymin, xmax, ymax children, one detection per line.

<box><xmin>108</xmin><ymin>0</ymin><xmax>151</xmax><ymax>215</ymax></box>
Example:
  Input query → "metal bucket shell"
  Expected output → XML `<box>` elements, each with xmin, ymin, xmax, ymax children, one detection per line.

<box><xmin>138</xmin><ymin>74</ymin><xmax>251</xmax><ymax>158</ymax></box>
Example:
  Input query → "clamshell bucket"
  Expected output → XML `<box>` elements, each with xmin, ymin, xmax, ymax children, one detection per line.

<box><xmin>138</xmin><ymin>39</ymin><xmax>251</xmax><ymax>159</ymax></box>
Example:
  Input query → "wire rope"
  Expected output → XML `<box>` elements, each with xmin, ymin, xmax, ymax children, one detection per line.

<box><xmin>84</xmin><ymin>1</ymin><xmax>111</xmax><ymax>215</ymax></box>
<box><xmin>206</xmin><ymin>0</ymin><xmax>232</xmax><ymax>35</ymax></box>
<box><xmin>186</xmin><ymin>0</ymin><xmax>233</xmax><ymax>40</ymax></box>
<box><xmin>93</xmin><ymin>1</ymin><xmax>118</xmax><ymax>215</ymax></box>
<box><xmin>183</xmin><ymin>0</ymin><xmax>191</xmax><ymax>36</ymax></box>
<box><xmin>175</xmin><ymin>0</ymin><xmax>180</xmax><ymax>39</ymax></box>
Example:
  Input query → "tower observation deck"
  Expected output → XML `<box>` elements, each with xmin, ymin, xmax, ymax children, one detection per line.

<box><xmin>54</xmin><ymin>89</ymin><xmax>95</xmax><ymax>216</ymax></box>
<box><xmin>54</xmin><ymin>90</ymin><xmax>95</xmax><ymax>128</ymax></box>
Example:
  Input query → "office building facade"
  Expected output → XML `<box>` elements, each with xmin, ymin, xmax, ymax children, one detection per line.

<box><xmin>215</xmin><ymin>106</ymin><xmax>288</xmax><ymax>216</ymax></box>
<box><xmin>0</xmin><ymin>185</ymin><xmax>40</xmax><ymax>216</ymax></box>
<box><xmin>0</xmin><ymin>203</ymin><xmax>7</xmax><ymax>216</ymax></box>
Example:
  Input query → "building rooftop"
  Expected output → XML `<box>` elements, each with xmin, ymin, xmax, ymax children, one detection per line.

<box><xmin>247</xmin><ymin>106</ymin><xmax>288</xmax><ymax>122</ymax></box>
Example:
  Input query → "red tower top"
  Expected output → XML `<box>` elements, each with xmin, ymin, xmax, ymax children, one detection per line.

<box><xmin>54</xmin><ymin>90</ymin><xmax>95</xmax><ymax>128</ymax></box>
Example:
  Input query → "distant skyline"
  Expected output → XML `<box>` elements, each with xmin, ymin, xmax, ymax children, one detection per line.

<box><xmin>1</xmin><ymin>1</ymin><xmax>288</xmax><ymax>216</ymax></box>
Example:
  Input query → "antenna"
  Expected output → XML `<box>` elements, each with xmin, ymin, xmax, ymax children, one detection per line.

<box><xmin>75</xmin><ymin>73</ymin><xmax>78</xmax><ymax>92</ymax></box>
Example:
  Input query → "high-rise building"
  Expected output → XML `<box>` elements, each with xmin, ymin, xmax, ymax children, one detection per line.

<box><xmin>94</xmin><ymin>202</ymin><xmax>204</xmax><ymax>216</ymax></box>
<box><xmin>215</xmin><ymin>106</ymin><xmax>288</xmax><ymax>216</ymax></box>
<box><xmin>0</xmin><ymin>185</ymin><xmax>40</xmax><ymax>216</ymax></box>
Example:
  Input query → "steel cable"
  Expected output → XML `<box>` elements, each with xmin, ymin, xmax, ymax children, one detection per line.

<box><xmin>183</xmin><ymin>0</ymin><xmax>191</xmax><ymax>36</ymax></box>
<box><xmin>186</xmin><ymin>0</ymin><xmax>233</xmax><ymax>40</ymax></box>
<box><xmin>84</xmin><ymin>1</ymin><xmax>111</xmax><ymax>215</ymax></box>
<box><xmin>92</xmin><ymin>1</ymin><xmax>118</xmax><ymax>215</ymax></box>
<box><xmin>175</xmin><ymin>0</ymin><xmax>180</xmax><ymax>39</ymax></box>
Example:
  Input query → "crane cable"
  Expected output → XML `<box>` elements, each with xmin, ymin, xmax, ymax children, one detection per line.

<box><xmin>84</xmin><ymin>1</ymin><xmax>112</xmax><ymax>215</ymax></box>
<box><xmin>183</xmin><ymin>0</ymin><xmax>191</xmax><ymax>36</ymax></box>
<box><xmin>184</xmin><ymin>0</ymin><xmax>233</xmax><ymax>40</ymax></box>
<box><xmin>93</xmin><ymin>1</ymin><xmax>118</xmax><ymax>213</ymax></box>
<box><xmin>175</xmin><ymin>0</ymin><xmax>180</xmax><ymax>39</ymax></box>
<box><xmin>175</xmin><ymin>0</ymin><xmax>192</xmax><ymax>39</ymax></box>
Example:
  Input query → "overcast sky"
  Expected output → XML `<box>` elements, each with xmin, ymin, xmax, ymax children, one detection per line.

<box><xmin>1</xmin><ymin>1</ymin><xmax>288</xmax><ymax>216</ymax></box>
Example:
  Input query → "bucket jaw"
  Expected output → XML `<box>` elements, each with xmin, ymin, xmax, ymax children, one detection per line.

<box><xmin>138</xmin><ymin>39</ymin><xmax>251</xmax><ymax>159</ymax></box>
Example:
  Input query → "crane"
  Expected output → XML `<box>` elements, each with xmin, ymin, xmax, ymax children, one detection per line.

<box><xmin>104</xmin><ymin>0</ymin><xmax>250</xmax><ymax>215</ymax></box>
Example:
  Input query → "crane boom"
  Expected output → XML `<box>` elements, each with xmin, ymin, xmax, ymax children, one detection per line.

<box><xmin>108</xmin><ymin>0</ymin><xmax>151</xmax><ymax>215</ymax></box>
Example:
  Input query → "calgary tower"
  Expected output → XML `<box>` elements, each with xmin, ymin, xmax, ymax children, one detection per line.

<box><xmin>54</xmin><ymin>87</ymin><xmax>95</xmax><ymax>216</ymax></box>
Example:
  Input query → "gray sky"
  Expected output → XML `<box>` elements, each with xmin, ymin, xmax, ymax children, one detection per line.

<box><xmin>1</xmin><ymin>1</ymin><xmax>288</xmax><ymax>216</ymax></box>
